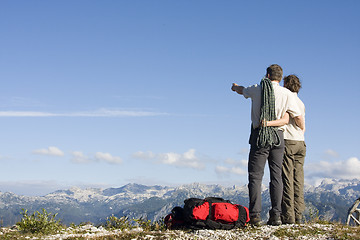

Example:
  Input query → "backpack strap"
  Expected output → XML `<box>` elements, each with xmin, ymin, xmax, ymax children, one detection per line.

<box><xmin>204</xmin><ymin>197</ymin><xmax>230</xmax><ymax>222</ymax></box>
<box><xmin>183</xmin><ymin>198</ymin><xmax>208</xmax><ymax>229</ymax></box>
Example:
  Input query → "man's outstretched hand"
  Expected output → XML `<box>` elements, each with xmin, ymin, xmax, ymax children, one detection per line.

<box><xmin>231</xmin><ymin>83</ymin><xmax>239</xmax><ymax>91</ymax></box>
<box><xmin>231</xmin><ymin>83</ymin><xmax>244</xmax><ymax>94</ymax></box>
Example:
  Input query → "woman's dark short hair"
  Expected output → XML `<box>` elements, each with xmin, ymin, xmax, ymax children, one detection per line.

<box><xmin>283</xmin><ymin>75</ymin><xmax>301</xmax><ymax>93</ymax></box>
<box><xmin>266</xmin><ymin>64</ymin><xmax>283</xmax><ymax>82</ymax></box>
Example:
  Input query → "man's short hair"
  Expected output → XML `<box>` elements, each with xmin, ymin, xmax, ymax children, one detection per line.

<box><xmin>283</xmin><ymin>75</ymin><xmax>301</xmax><ymax>93</ymax></box>
<box><xmin>266</xmin><ymin>64</ymin><xmax>283</xmax><ymax>82</ymax></box>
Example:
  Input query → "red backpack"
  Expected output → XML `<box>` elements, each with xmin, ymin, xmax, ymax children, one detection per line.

<box><xmin>165</xmin><ymin>197</ymin><xmax>250</xmax><ymax>230</ymax></box>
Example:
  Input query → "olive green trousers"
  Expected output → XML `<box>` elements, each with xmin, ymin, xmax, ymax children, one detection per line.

<box><xmin>281</xmin><ymin>139</ymin><xmax>306</xmax><ymax>223</ymax></box>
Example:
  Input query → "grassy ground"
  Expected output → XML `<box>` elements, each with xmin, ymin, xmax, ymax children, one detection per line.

<box><xmin>1</xmin><ymin>223</ymin><xmax>360</xmax><ymax>240</ymax></box>
<box><xmin>1</xmin><ymin>209</ymin><xmax>360</xmax><ymax>239</ymax></box>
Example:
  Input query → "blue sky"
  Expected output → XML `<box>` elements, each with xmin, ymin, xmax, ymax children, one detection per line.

<box><xmin>0</xmin><ymin>1</ymin><xmax>359</xmax><ymax>196</ymax></box>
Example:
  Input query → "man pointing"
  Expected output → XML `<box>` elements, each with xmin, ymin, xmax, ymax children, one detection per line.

<box><xmin>231</xmin><ymin>64</ymin><xmax>304</xmax><ymax>225</ymax></box>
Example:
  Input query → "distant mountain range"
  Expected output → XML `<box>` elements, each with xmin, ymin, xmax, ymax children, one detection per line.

<box><xmin>0</xmin><ymin>179</ymin><xmax>359</xmax><ymax>227</ymax></box>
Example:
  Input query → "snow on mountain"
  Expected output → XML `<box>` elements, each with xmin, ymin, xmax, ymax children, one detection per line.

<box><xmin>46</xmin><ymin>187</ymin><xmax>105</xmax><ymax>203</ymax></box>
<box><xmin>313</xmin><ymin>178</ymin><xmax>360</xmax><ymax>198</ymax></box>
<box><xmin>0</xmin><ymin>179</ymin><xmax>359</xmax><ymax>226</ymax></box>
<box><xmin>104</xmin><ymin>183</ymin><xmax>173</xmax><ymax>203</ymax></box>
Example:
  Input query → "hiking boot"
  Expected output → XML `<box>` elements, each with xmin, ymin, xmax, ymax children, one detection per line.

<box><xmin>295</xmin><ymin>215</ymin><xmax>303</xmax><ymax>224</ymax></box>
<box><xmin>249</xmin><ymin>215</ymin><xmax>262</xmax><ymax>226</ymax></box>
<box><xmin>267</xmin><ymin>215</ymin><xmax>282</xmax><ymax>226</ymax></box>
<box><xmin>282</xmin><ymin>219</ymin><xmax>295</xmax><ymax>224</ymax></box>
<box><xmin>281</xmin><ymin>215</ymin><xmax>295</xmax><ymax>224</ymax></box>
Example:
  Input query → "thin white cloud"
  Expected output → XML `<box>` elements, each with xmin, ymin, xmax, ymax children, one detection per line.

<box><xmin>0</xmin><ymin>108</ymin><xmax>168</xmax><ymax>117</ymax></box>
<box><xmin>215</xmin><ymin>166</ymin><xmax>247</xmax><ymax>176</ymax></box>
<box><xmin>216</xmin><ymin>157</ymin><xmax>248</xmax><ymax>177</ymax></box>
<box><xmin>238</xmin><ymin>148</ymin><xmax>249</xmax><ymax>156</ymax></box>
<box><xmin>133</xmin><ymin>151</ymin><xmax>156</xmax><ymax>159</ymax></box>
<box><xmin>133</xmin><ymin>149</ymin><xmax>205</xmax><ymax>169</ymax></box>
<box><xmin>306</xmin><ymin>157</ymin><xmax>360</xmax><ymax>180</ymax></box>
<box><xmin>33</xmin><ymin>146</ymin><xmax>64</xmax><ymax>156</ymax></box>
<box><xmin>224</xmin><ymin>158</ymin><xmax>248</xmax><ymax>167</ymax></box>
<box><xmin>95</xmin><ymin>152</ymin><xmax>122</xmax><ymax>164</ymax></box>
<box><xmin>71</xmin><ymin>151</ymin><xmax>91</xmax><ymax>164</ymax></box>
<box><xmin>1</xmin><ymin>111</ymin><xmax>58</xmax><ymax>117</ymax></box>
<box><xmin>323</xmin><ymin>149</ymin><xmax>339</xmax><ymax>159</ymax></box>
<box><xmin>71</xmin><ymin>151</ymin><xmax>122</xmax><ymax>165</ymax></box>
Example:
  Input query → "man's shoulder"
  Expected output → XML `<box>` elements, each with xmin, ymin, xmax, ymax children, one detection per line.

<box><xmin>245</xmin><ymin>83</ymin><xmax>260</xmax><ymax>89</ymax></box>
<box><xmin>243</xmin><ymin>83</ymin><xmax>261</xmax><ymax>93</ymax></box>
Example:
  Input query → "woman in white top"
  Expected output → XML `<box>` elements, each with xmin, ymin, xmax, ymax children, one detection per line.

<box><xmin>263</xmin><ymin>75</ymin><xmax>306</xmax><ymax>224</ymax></box>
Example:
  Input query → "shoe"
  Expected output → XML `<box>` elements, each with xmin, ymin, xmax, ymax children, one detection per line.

<box><xmin>267</xmin><ymin>215</ymin><xmax>282</xmax><ymax>226</ymax></box>
<box><xmin>282</xmin><ymin>219</ymin><xmax>295</xmax><ymax>224</ymax></box>
<box><xmin>281</xmin><ymin>215</ymin><xmax>295</xmax><ymax>224</ymax></box>
<box><xmin>295</xmin><ymin>215</ymin><xmax>303</xmax><ymax>224</ymax></box>
<box><xmin>249</xmin><ymin>215</ymin><xmax>262</xmax><ymax>226</ymax></box>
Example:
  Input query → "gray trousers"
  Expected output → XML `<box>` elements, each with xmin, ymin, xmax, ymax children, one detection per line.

<box><xmin>248</xmin><ymin>128</ymin><xmax>285</xmax><ymax>218</ymax></box>
<box><xmin>281</xmin><ymin>140</ymin><xmax>306</xmax><ymax>222</ymax></box>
